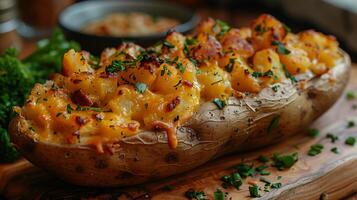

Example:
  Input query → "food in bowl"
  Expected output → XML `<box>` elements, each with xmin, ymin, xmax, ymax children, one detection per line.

<box><xmin>10</xmin><ymin>14</ymin><xmax>350</xmax><ymax>186</ymax></box>
<box><xmin>83</xmin><ymin>12</ymin><xmax>180</xmax><ymax>37</ymax></box>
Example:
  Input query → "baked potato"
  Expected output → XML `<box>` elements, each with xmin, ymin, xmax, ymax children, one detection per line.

<box><xmin>10</xmin><ymin>14</ymin><xmax>350</xmax><ymax>186</ymax></box>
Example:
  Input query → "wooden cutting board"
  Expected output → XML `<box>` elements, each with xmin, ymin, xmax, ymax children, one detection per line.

<box><xmin>1</xmin><ymin>64</ymin><xmax>357</xmax><ymax>200</ymax></box>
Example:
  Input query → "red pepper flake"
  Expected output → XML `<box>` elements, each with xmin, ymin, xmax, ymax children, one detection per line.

<box><xmin>183</xmin><ymin>80</ymin><xmax>193</xmax><ymax>87</ymax></box>
<box><xmin>166</xmin><ymin>96</ymin><xmax>181</xmax><ymax>112</ymax></box>
<box><xmin>127</xmin><ymin>122</ymin><xmax>138</xmax><ymax>131</ymax></box>
<box><xmin>75</xmin><ymin>116</ymin><xmax>89</xmax><ymax>126</ymax></box>
<box><xmin>71</xmin><ymin>89</ymin><xmax>93</xmax><ymax>106</ymax></box>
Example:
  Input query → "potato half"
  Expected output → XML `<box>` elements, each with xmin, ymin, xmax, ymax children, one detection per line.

<box><xmin>10</xmin><ymin>51</ymin><xmax>350</xmax><ymax>187</ymax></box>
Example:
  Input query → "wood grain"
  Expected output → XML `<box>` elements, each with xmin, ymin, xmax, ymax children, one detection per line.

<box><xmin>1</xmin><ymin>65</ymin><xmax>357</xmax><ymax>200</ymax></box>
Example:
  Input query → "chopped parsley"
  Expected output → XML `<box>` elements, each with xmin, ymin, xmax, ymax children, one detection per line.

<box><xmin>271</xmin><ymin>182</ymin><xmax>282</xmax><ymax>189</ymax></box>
<box><xmin>308</xmin><ymin>128</ymin><xmax>319</xmax><ymax>137</ymax></box>
<box><xmin>308</xmin><ymin>144</ymin><xmax>324</xmax><ymax>156</ymax></box>
<box><xmin>267</xmin><ymin>115</ymin><xmax>280</xmax><ymax>133</ymax></box>
<box><xmin>75</xmin><ymin>105</ymin><xmax>102</xmax><ymax>112</ymax></box>
<box><xmin>255</xmin><ymin>165</ymin><xmax>269</xmax><ymax>172</ymax></box>
<box><xmin>213</xmin><ymin>189</ymin><xmax>225</xmax><ymax>200</ymax></box>
<box><xmin>135</xmin><ymin>82</ymin><xmax>147</xmax><ymax>94</ymax></box>
<box><xmin>272</xmin><ymin>41</ymin><xmax>291</xmax><ymax>55</ymax></box>
<box><xmin>106</xmin><ymin>60</ymin><xmax>125</xmax><ymax>73</ymax></box>
<box><xmin>233</xmin><ymin>163</ymin><xmax>255</xmax><ymax>178</ymax></box>
<box><xmin>271</xmin><ymin>84</ymin><xmax>280</xmax><ymax>92</ymax></box>
<box><xmin>163</xmin><ymin>40</ymin><xmax>175</xmax><ymax>49</ymax></box>
<box><xmin>272</xmin><ymin>152</ymin><xmax>298</xmax><ymax>170</ymax></box>
<box><xmin>326</xmin><ymin>133</ymin><xmax>338</xmax><ymax>143</ymax></box>
<box><xmin>283</xmin><ymin>64</ymin><xmax>297</xmax><ymax>83</ymax></box>
<box><xmin>252</xmin><ymin>70</ymin><xmax>274</xmax><ymax>78</ymax></box>
<box><xmin>347</xmin><ymin>120</ymin><xmax>355</xmax><ymax>128</ymax></box>
<box><xmin>212</xmin><ymin>98</ymin><xmax>226</xmax><ymax>110</ymax></box>
<box><xmin>345</xmin><ymin>136</ymin><xmax>356</xmax><ymax>146</ymax></box>
<box><xmin>260</xmin><ymin>171</ymin><xmax>271</xmax><ymax>176</ymax></box>
<box><xmin>283</xmin><ymin>24</ymin><xmax>292</xmax><ymax>33</ymax></box>
<box><xmin>184</xmin><ymin>189</ymin><xmax>206</xmax><ymax>200</ymax></box>
<box><xmin>215</xmin><ymin>19</ymin><xmax>230</xmax><ymax>36</ymax></box>
<box><xmin>249</xmin><ymin>185</ymin><xmax>261</xmax><ymax>198</ymax></box>
<box><xmin>331</xmin><ymin>147</ymin><xmax>339</xmax><ymax>154</ymax></box>
<box><xmin>346</xmin><ymin>91</ymin><xmax>356</xmax><ymax>100</ymax></box>
<box><xmin>224</xmin><ymin>58</ymin><xmax>235</xmax><ymax>73</ymax></box>
<box><xmin>66</xmin><ymin>104</ymin><xmax>73</xmax><ymax>114</ymax></box>
<box><xmin>176</xmin><ymin>62</ymin><xmax>186</xmax><ymax>73</ymax></box>
<box><xmin>221</xmin><ymin>172</ymin><xmax>243</xmax><ymax>189</ymax></box>
<box><xmin>161</xmin><ymin>65</ymin><xmax>167</xmax><ymax>76</ymax></box>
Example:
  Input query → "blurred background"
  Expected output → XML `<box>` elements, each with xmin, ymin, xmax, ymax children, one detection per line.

<box><xmin>1</xmin><ymin>0</ymin><xmax>356</xmax><ymax>60</ymax></box>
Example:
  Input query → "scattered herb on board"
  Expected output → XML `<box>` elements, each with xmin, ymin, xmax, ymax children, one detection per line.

<box><xmin>233</xmin><ymin>163</ymin><xmax>255</xmax><ymax>178</ymax></box>
<box><xmin>267</xmin><ymin>115</ymin><xmax>280</xmax><ymax>133</ymax></box>
<box><xmin>308</xmin><ymin>144</ymin><xmax>324</xmax><ymax>156</ymax></box>
<box><xmin>255</xmin><ymin>165</ymin><xmax>269</xmax><ymax>172</ymax></box>
<box><xmin>184</xmin><ymin>188</ymin><xmax>207</xmax><ymax>200</ymax></box>
<box><xmin>135</xmin><ymin>82</ymin><xmax>147</xmax><ymax>94</ymax></box>
<box><xmin>271</xmin><ymin>182</ymin><xmax>282</xmax><ymax>189</ymax></box>
<box><xmin>272</xmin><ymin>41</ymin><xmax>291</xmax><ymax>55</ymax></box>
<box><xmin>221</xmin><ymin>172</ymin><xmax>243</xmax><ymax>189</ymax></box>
<box><xmin>214</xmin><ymin>189</ymin><xmax>225</xmax><ymax>200</ymax></box>
<box><xmin>249</xmin><ymin>185</ymin><xmax>261</xmax><ymax>198</ymax></box>
<box><xmin>346</xmin><ymin>91</ymin><xmax>356</xmax><ymax>100</ymax></box>
<box><xmin>212</xmin><ymin>98</ymin><xmax>226</xmax><ymax>110</ymax></box>
<box><xmin>347</xmin><ymin>120</ymin><xmax>355</xmax><ymax>128</ymax></box>
<box><xmin>308</xmin><ymin>128</ymin><xmax>319</xmax><ymax>137</ymax></box>
<box><xmin>272</xmin><ymin>152</ymin><xmax>298</xmax><ymax>170</ymax></box>
<box><xmin>345</xmin><ymin>136</ymin><xmax>356</xmax><ymax>146</ymax></box>
<box><xmin>331</xmin><ymin>147</ymin><xmax>339</xmax><ymax>154</ymax></box>
<box><xmin>326</xmin><ymin>133</ymin><xmax>338</xmax><ymax>143</ymax></box>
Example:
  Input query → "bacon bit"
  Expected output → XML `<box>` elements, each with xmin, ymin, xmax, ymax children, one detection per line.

<box><xmin>152</xmin><ymin>121</ymin><xmax>177</xmax><ymax>149</ymax></box>
<box><xmin>166</xmin><ymin>96</ymin><xmax>181</xmax><ymax>112</ymax></box>
<box><xmin>72</xmin><ymin>79</ymin><xmax>82</xmax><ymax>84</ymax></box>
<box><xmin>75</xmin><ymin>116</ymin><xmax>89</xmax><ymax>126</ymax></box>
<box><xmin>127</xmin><ymin>122</ymin><xmax>138</xmax><ymax>131</ymax></box>
<box><xmin>71</xmin><ymin>89</ymin><xmax>93</xmax><ymax>106</ymax></box>
<box><xmin>183</xmin><ymin>80</ymin><xmax>193</xmax><ymax>87</ymax></box>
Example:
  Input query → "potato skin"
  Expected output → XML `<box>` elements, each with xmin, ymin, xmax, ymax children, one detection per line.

<box><xmin>10</xmin><ymin>51</ymin><xmax>350</xmax><ymax>187</ymax></box>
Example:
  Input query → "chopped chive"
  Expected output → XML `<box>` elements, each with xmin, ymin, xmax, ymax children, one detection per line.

<box><xmin>345</xmin><ymin>136</ymin><xmax>356</xmax><ymax>146</ymax></box>
<box><xmin>308</xmin><ymin>128</ymin><xmax>319</xmax><ymax>137</ymax></box>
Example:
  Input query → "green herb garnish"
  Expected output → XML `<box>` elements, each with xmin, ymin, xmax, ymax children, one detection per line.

<box><xmin>106</xmin><ymin>60</ymin><xmax>125</xmax><ymax>73</ymax></box>
<box><xmin>249</xmin><ymin>185</ymin><xmax>261</xmax><ymax>198</ymax></box>
<box><xmin>221</xmin><ymin>172</ymin><xmax>243</xmax><ymax>189</ymax></box>
<box><xmin>347</xmin><ymin>120</ymin><xmax>355</xmax><ymax>128</ymax></box>
<box><xmin>163</xmin><ymin>40</ymin><xmax>175</xmax><ymax>49</ymax></box>
<box><xmin>345</xmin><ymin>136</ymin><xmax>356</xmax><ymax>146</ymax></box>
<box><xmin>233</xmin><ymin>163</ymin><xmax>255</xmax><ymax>178</ymax></box>
<box><xmin>272</xmin><ymin>152</ymin><xmax>298</xmax><ymax>170</ymax></box>
<box><xmin>346</xmin><ymin>91</ymin><xmax>356</xmax><ymax>100</ymax></box>
<box><xmin>224</xmin><ymin>58</ymin><xmax>235</xmax><ymax>73</ymax></box>
<box><xmin>212</xmin><ymin>98</ymin><xmax>226</xmax><ymax>110</ymax></box>
<box><xmin>271</xmin><ymin>182</ymin><xmax>282</xmax><ymax>189</ymax></box>
<box><xmin>184</xmin><ymin>189</ymin><xmax>206</xmax><ymax>200</ymax></box>
<box><xmin>135</xmin><ymin>82</ymin><xmax>147</xmax><ymax>94</ymax></box>
<box><xmin>271</xmin><ymin>84</ymin><xmax>280</xmax><ymax>92</ymax></box>
<box><xmin>215</xmin><ymin>19</ymin><xmax>231</xmax><ymax>36</ymax></box>
<box><xmin>272</xmin><ymin>41</ymin><xmax>291</xmax><ymax>55</ymax></box>
<box><xmin>326</xmin><ymin>133</ymin><xmax>338</xmax><ymax>143</ymax></box>
<box><xmin>214</xmin><ymin>189</ymin><xmax>225</xmax><ymax>200</ymax></box>
<box><xmin>308</xmin><ymin>144</ymin><xmax>324</xmax><ymax>156</ymax></box>
<box><xmin>331</xmin><ymin>147</ymin><xmax>339</xmax><ymax>154</ymax></box>
<box><xmin>308</xmin><ymin>128</ymin><xmax>319</xmax><ymax>137</ymax></box>
<box><xmin>66</xmin><ymin>104</ymin><xmax>73</xmax><ymax>114</ymax></box>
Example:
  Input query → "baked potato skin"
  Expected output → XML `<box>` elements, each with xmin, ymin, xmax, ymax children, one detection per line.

<box><xmin>10</xmin><ymin>51</ymin><xmax>350</xmax><ymax>187</ymax></box>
